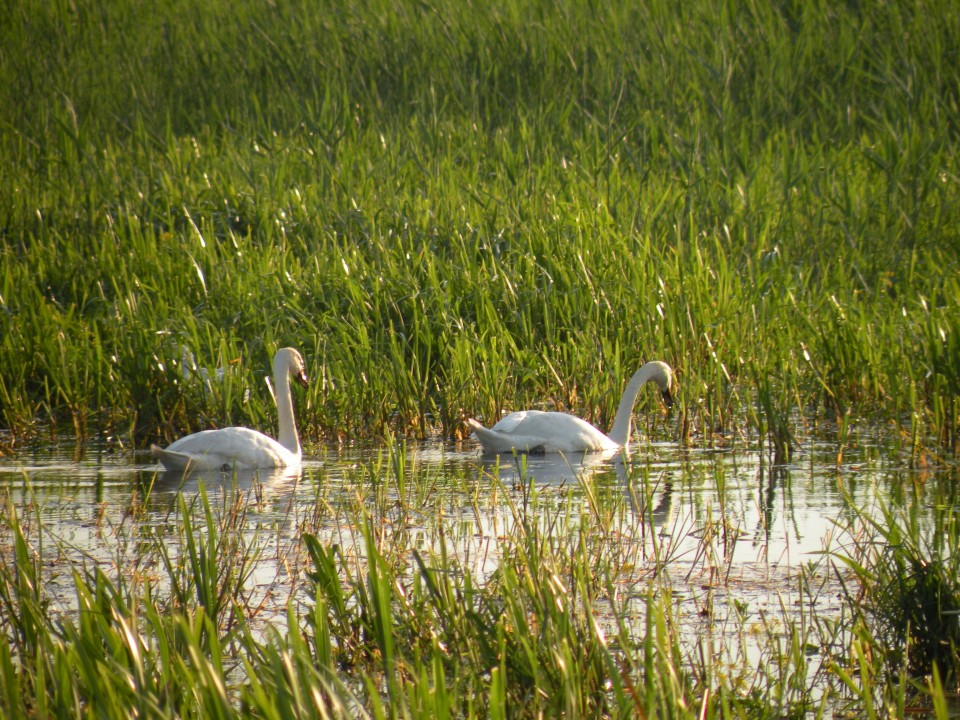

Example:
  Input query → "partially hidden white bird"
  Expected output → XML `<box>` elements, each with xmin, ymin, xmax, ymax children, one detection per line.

<box><xmin>466</xmin><ymin>361</ymin><xmax>673</xmax><ymax>454</ymax></box>
<box><xmin>151</xmin><ymin>347</ymin><xmax>309</xmax><ymax>472</ymax></box>
<box><xmin>178</xmin><ymin>344</ymin><xmax>228</xmax><ymax>392</ymax></box>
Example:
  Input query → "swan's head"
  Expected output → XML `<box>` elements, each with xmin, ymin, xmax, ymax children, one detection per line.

<box><xmin>276</xmin><ymin>347</ymin><xmax>309</xmax><ymax>389</ymax></box>
<box><xmin>647</xmin><ymin>360</ymin><xmax>674</xmax><ymax>409</ymax></box>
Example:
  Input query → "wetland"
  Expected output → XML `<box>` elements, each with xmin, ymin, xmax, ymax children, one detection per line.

<box><xmin>2</xmin><ymin>0</ymin><xmax>960</xmax><ymax>715</ymax></box>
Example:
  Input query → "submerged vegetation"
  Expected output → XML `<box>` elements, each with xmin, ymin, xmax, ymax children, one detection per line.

<box><xmin>2</xmin><ymin>0</ymin><xmax>960</xmax><ymax>716</ymax></box>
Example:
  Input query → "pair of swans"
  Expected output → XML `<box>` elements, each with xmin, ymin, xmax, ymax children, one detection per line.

<box><xmin>466</xmin><ymin>361</ymin><xmax>673</xmax><ymax>454</ymax></box>
<box><xmin>152</xmin><ymin>347</ymin><xmax>308</xmax><ymax>472</ymax></box>
<box><xmin>152</xmin><ymin>348</ymin><xmax>672</xmax><ymax>470</ymax></box>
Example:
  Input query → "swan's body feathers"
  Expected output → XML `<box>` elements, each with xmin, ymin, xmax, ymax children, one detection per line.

<box><xmin>151</xmin><ymin>428</ymin><xmax>297</xmax><ymax>471</ymax></box>
<box><xmin>467</xmin><ymin>360</ymin><xmax>673</xmax><ymax>455</ymax></box>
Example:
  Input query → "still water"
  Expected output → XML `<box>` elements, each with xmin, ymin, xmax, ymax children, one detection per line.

<box><xmin>2</xmin><ymin>435</ymin><xmax>940</xmax><ymax>592</ymax></box>
<box><xmin>1</xmin><ymin>431</ymin><xmax>953</xmax><ymax>693</ymax></box>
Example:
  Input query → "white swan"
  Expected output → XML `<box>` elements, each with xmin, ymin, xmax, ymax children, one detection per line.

<box><xmin>466</xmin><ymin>361</ymin><xmax>673</xmax><ymax>454</ymax></box>
<box><xmin>151</xmin><ymin>347</ymin><xmax>309</xmax><ymax>472</ymax></box>
<box><xmin>178</xmin><ymin>344</ymin><xmax>229</xmax><ymax>392</ymax></box>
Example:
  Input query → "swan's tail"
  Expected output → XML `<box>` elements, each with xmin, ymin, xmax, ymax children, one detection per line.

<box><xmin>465</xmin><ymin>418</ymin><xmax>487</xmax><ymax>440</ymax></box>
<box><xmin>465</xmin><ymin>418</ymin><xmax>500</xmax><ymax>452</ymax></box>
<box><xmin>466</xmin><ymin>418</ymin><xmax>544</xmax><ymax>453</ymax></box>
<box><xmin>151</xmin><ymin>444</ymin><xmax>192</xmax><ymax>472</ymax></box>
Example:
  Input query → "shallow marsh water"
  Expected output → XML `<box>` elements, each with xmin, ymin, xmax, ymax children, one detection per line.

<box><xmin>0</xmin><ymin>436</ymin><xmax>936</xmax><ymax>594</ymax></box>
<box><xmin>1</xmin><ymin>432</ymin><xmax>955</xmax><ymax>706</ymax></box>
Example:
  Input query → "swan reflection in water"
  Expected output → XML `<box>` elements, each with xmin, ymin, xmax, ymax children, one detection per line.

<box><xmin>144</xmin><ymin>463</ymin><xmax>302</xmax><ymax>500</ymax></box>
<box><xmin>477</xmin><ymin>451</ymin><xmax>673</xmax><ymax>529</ymax></box>
<box><xmin>480</xmin><ymin>450</ymin><xmax>611</xmax><ymax>486</ymax></box>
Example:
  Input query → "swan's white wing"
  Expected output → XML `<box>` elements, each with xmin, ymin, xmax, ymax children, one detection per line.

<box><xmin>490</xmin><ymin>410</ymin><xmax>547</xmax><ymax>434</ymax></box>
<box><xmin>467</xmin><ymin>424</ymin><xmax>553</xmax><ymax>453</ymax></box>
<box><xmin>469</xmin><ymin>412</ymin><xmax>617</xmax><ymax>453</ymax></box>
<box><xmin>506</xmin><ymin>412</ymin><xmax>615</xmax><ymax>452</ymax></box>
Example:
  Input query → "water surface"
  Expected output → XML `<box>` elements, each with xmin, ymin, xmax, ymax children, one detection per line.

<box><xmin>1</xmin><ymin>434</ymin><xmax>951</xmax><ymax>686</ymax></box>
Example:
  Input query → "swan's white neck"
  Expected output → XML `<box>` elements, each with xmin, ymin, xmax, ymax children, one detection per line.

<box><xmin>274</xmin><ymin>352</ymin><xmax>300</xmax><ymax>457</ymax></box>
<box><xmin>606</xmin><ymin>361</ymin><xmax>671</xmax><ymax>447</ymax></box>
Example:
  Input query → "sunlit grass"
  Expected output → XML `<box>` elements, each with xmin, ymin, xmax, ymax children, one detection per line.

<box><xmin>830</xmin><ymin>482</ymin><xmax>960</xmax><ymax>714</ymax></box>
<box><xmin>1</xmin><ymin>0</ymin><xmax>958</xmax><ymax>456</ymax></box>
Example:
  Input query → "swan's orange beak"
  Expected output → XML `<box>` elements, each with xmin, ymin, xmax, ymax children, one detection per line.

<box><xmin>295</xmin><ymin>371</ymin><xmax>309</xmax><ymax>389</ymax></box>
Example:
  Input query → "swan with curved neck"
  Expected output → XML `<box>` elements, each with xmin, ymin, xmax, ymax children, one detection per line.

<box><xmin>151</xmin><ymin>347</ymin><xmax>309</xmax><ymax>472</ymax></box>
<box><xmin>466</xmin><ymin>361</ymin><xmax>673</xmax><ymax>454</ymax></box>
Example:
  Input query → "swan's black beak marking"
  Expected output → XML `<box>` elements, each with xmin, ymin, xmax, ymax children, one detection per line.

<box><xmin>296</xmin><ymin>371</ymin><xmax>309</xmax><ymax>389</ymax></box>
<box><xmin>661</xmin><ymin>388</ymin><xmax>673</xmax><ymax>409</ymax></box>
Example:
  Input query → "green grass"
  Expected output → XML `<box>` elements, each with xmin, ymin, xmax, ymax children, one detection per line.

<box><xmin>830</xmin><ymin>481</ymin><xmax>960</xmax><ymax>711</ymax></box>
<box><xmin>1</xmin><ymin>0</ymin><xmax>958</xmax><ymax>455</ymax></box>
